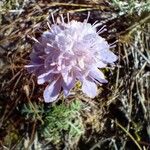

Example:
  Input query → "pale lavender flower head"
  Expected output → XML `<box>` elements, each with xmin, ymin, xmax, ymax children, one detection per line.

<box><xmin>26</xmin><ymin>15</ymin><xmax>117</xmax><ymax>102</ymax></box>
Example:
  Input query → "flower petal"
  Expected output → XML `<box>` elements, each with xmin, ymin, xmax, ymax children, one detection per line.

<box><xmin>89</xmin><ymin>67</ymin><xmax>108</xmax><ymax>83</ymax></box>
<box><xmin>37</xmin><ymin>70</ymin><xmax>54</xmax><ymax>84</ymax></box>
<box><xmin>43</xmin><ymin>79</ymin><xmax>62</xmax><ymax>103</ymax></box>
<box><xmin>81</xmin><ymin>78</ymin><xmax>97</xmax><ymax>98</ymax></box>
<box><xmin>30</xmin><ymin>53</ymin><xmax>44</xmax><ymax>64</ymax></box>
<box><xmin>62</xmin><ymin>75</ymin><xmax>76</xmax><ymax>96</ymax></box>
<box><xmin>98</xmin><ymin>49</ymin><xmax>117</xmax><ymax>63</ymax></box>
<box><xmin>104</xmin><ymin>51</ymin><xmax>117</xmax><ymax>63</ymax></box>
<box><xmin>95</xmin><ymin>61</ymin><xmax>107</xmax><ymax>68</ymax></box>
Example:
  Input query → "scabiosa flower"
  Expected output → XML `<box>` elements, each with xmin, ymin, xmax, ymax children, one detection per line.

<box><xmin>26</xmin><ymin>14</ymin><xmax>117</xmax><ymax>102</ymax></box>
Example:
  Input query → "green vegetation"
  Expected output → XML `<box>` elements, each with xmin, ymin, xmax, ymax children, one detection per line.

<box><xmin>41</xmin><ymin>100</ymin><xmax>84</xmax><ymax>144</ymax></box>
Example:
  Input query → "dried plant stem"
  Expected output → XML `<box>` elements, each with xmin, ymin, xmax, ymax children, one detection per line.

<box><xmin>67</xmin><ymin>8</ymin><xmax>99</xmax><ymax>13</ymax></box>
<box><xmin>115</xmin><ymin>121</ymin><xmax>142</xmax><ymax>150</ymax></box>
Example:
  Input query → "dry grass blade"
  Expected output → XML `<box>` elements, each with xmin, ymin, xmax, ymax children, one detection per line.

<box><xmin>116</xmin><ymin>121</ymin><xmax>142</xmax><ymax>150</ymax></box>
